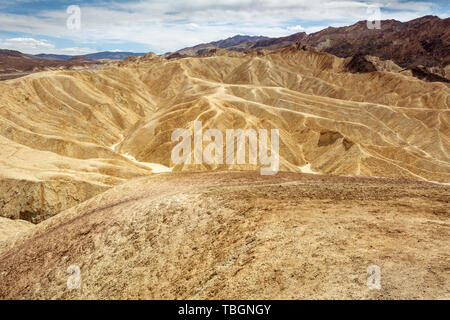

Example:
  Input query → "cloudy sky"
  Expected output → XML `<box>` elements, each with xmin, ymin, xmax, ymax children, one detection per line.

<box><xmin>0</xmin><ymin>0</ymin><xmax>448</xmax><ymax>55</ymax></box>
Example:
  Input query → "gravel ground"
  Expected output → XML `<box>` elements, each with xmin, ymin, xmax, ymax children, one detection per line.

<box><xmin>0</xmin><ymin>171</ymin><xmax>448</xmax><ymax>299</ymax></box>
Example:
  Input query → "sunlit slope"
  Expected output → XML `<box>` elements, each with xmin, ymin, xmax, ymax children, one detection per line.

<box><xmin>0</xmin><ymin>172</ymin><xmax>448</xmax><ymax>299</ymax></box>
<box><xmin>119</xmin><ymin>48</ymin><xmax>450</xmax><ymax>181</ymax></box>
<box><xmin>0</xmin><ymin>67</ymin><xmax>159</xmax><ymax>221</ymax></box>
<box><xmin>0</xmin><ymin>47</ymin><xmax>449</xmax><ymax>221</ymax></box>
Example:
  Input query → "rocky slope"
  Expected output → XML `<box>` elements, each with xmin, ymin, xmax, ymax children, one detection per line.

<box><xmin>0</xmin><ymin>172</ymin><xmax>448</xmax><ymax>299</ymax></box>
<box><xmin>0</xmin><ymin>216</ymin><xmax>33</xmax><ymax>252</ymax></box>
<box><xmin>304</xmin><ymin>16</ymin><xmax>449</xmax><ymax>68</ymax></box>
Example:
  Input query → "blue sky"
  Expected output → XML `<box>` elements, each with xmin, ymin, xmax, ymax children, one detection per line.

<box><xmin>0</xmin><ymin>0</ymin><xmax>448</xmax><ymax>55</ymax></box>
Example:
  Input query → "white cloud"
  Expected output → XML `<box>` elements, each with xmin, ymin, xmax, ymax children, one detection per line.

<box><xmin>186</xmin><ymin>23</ymin><xmax>200</xmax><ymax>30</ymax></box>
<box><xmin>0</xmin><ymin>37</ymin><xmax>95</xmax><ymax>55</ymax></box>
<box><xmin>52</xmin><ymin>47</ymin><xmax>96</xmax><ymax>55</ymax></box>
<box><xmin>0</xmin><ymin>37</ymin><xmax>54</xmax><ymax>52</ymax></box>
<box><xmin>286</xmin><ymin>25</ymin><xmax>304</xmax><ymax>32</ymax></box>
<box><xmin>0</xmin><ymin>0</ymin><xmax>442</xmax><ymax>53</ymax></box>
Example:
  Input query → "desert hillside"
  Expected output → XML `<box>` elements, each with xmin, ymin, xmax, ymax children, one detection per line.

<box><xmin>0</xmin><ymin>46</ymin><xmax>449</xmax><ymax>223</ymax></box>
<box><xmin>0</xmin><ymin>49</ymin><xmax>100</xmax><ymax>81</ymax></box>
<box><xmin>0</xmin><ymin>171</ymin><xmax>448</xmax><ymax>299</ymax></box>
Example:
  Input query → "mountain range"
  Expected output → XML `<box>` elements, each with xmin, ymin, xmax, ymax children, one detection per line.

<box><xmin>1</xmin><ymin>16</ymin><xmax>449</xmax><ymax>81</ymax></box>
<box><xmin>34</xmin><ymin>51</ymin><xmax>146</xmax><ymax>61</ymax></box>
<box><xmin>177</xmin><ymin>15</ymin><xmax>449</xmax><ymax>79</ymax></box>
<box><xmin>0</xmin><ymin>49</ymin><xmax>100</xmax><ymax>80</ymax></box>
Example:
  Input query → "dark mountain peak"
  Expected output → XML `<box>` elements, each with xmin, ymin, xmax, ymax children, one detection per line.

<box><xmin>210</xmin><ymin>35</ymin><xmax>270</xmax><ymax>48</ymax></box>
<box><xmin>409</xmin><ymin>15</ymin><xmax>440</xmax><ymax>22</ymax></box>
<box><xmin>344</xmin><ymin>53</ymin><xmax>377</xmax><ymax>73</ymax></box>
<box><xmin>249</xmin><ymin>32</ymin><xmax>307</xmax><ymax>50</ymax></box>
<box><xmin>301</xmin><ymin>15</ymin><xmax>449</xmax><ymax>78</ymax></box>
<box><xmin>224</xmin><ymin>34</ymin><xmax>258</xmax><ymax>40</ymax></box>
<box><xmin>177</xmin><ymin>34</ymin><xmax>270</xmax><ymax>54</ymax></box>
<box><xmin>0</xmin><ymin>49</ymin><xmax>28</xmax><ymax>58</ymax></box>
<box><xmin>405</xmin><ymin>15</ymin><xmax>442</xmax><ymax>27</ymax></box>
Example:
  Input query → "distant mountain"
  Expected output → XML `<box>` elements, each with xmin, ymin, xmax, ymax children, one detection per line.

<box><xmin>0</xmin><ymin>49</ymin><xmax>150</xmax><ymax>81</ymax></box>
<box><xmin>208</xmin><ymin>35</ymin><xmax>270</xmax><ymax>48</ymax></box>
<box><xmin>34</xmin><ymin>54</ymin><xmax>74</xmax><ymax>60</ymax></box>
<box><xmin>83</xmin><ymin>51</ymin><xmax>146</xmax><ymax>60</ymax></box>
<box><xmin>0</xmin><ymin>49</ymin><xmax>98</xmax><ymax>81</ymax></box>
<box><xmin>177</xmin><ymin>35</ymin><xmax>270</xmax><ymax>55</ymax></box>
<box><xmin>248</xmin><ymin>32</ymin><xmax>308</xmax><ymax>50</ymax></box>
<box><xmin>0</xmin><ymin>49</ymin><xmax>29</xmax><ymax>58</ymax></box>
<box><xmin>35</xmin><ymin>51</ymin><xmax>146</xmax><ymax>61</ymax></box>
<box><xmin>303</xmin><ymin>15</ymin><xmax>450</xmax><ymax>69</ymax></box>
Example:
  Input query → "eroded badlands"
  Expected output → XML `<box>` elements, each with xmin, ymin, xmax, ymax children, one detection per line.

<box><xmin>0</xmin><ymin>47</ymin><xmax>449</xmax><ymax>299</ymax></box>
<box><xmin>0</xmin><ymin>47</ymin><xmax>449</xmax><ymax>222</ymax></box>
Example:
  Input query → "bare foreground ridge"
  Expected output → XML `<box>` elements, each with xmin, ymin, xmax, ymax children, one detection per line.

<box><xmin>0</xmin><ymin>45</ymin><xmax>449</xmax><ymax>299</ymax></box>
<box><xmin>0</xmin><ymin>172</ymin><xmax>449</xmax><ymax>299</ymax></box>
